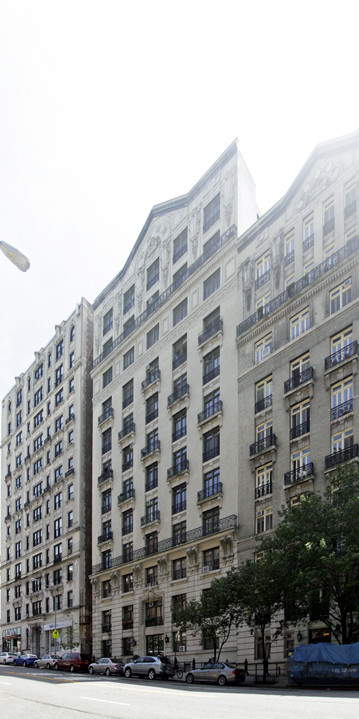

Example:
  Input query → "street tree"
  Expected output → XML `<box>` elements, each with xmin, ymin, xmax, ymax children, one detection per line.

<box><xmin>260</xmin><ymin>463</ymin><xmax>359</xmax><ymax>644</ymax></box>
<box><xmin>174</xmin><ymin>573</ymin><xmax>242</xmax><ymax>661</ymax></box>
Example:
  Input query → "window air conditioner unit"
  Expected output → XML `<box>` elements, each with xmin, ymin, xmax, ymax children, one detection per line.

<box><xmin>256</xmin><ymin>509</ymin><xmax>264</xmax><ymax>517</ymax></box>
<box><xmin>262</xmin><ymin>347</ymin><xmax>271</xmax><ymax>358</ymax></box>
<box><xmin>202</xmin><ymin>565</ymin><xmax>210</xmax><ymax>574</ymax></box>
<box><xmin>179</xmin><ymin>646</ymin><xmax>186</xmax><ymax>652</ymax></box>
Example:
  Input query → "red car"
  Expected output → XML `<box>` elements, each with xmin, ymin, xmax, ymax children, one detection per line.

<box><xmin>54</xmin><ymin>652</ymin><xmax>91</xmax><ymax>672</ymax></box>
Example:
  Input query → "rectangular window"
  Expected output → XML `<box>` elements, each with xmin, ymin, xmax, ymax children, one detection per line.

<box><xmin>123</xmin><ymin>347</ymin><xmax>134</xmax><ymax>369</ymax></box>
<box><xmin>323</xmin><ymin>196</ymin><xmax>335</xmax><ymax>235</ymax></box>
<box><xmin>122</xmin><ymin>379</ymin><xmax>133</xmax><ymax>408</ymax></box>
<box><xmin>172</xmin><ymin>334</ymin><xmax>187</xmax><ymax>369</ymax></box>
<box><xmin>255</xmin><ymin>252</ymin><xmax>271</xmax><ymax>289</ymax></box>
<box><xmin>55</xmin><ymin>389</ymin><xmax>63</xmax><ymax>406</ymax></box>
<box><xmin>122</xmin><ymin>508</ymin><xmax>133</xmax><ymax>535</ymax></box>
<box><xmin>124</xmin><ymin>285</ymin><xmax>135</xmax><ymax>314</ymax></box>
<box><xmin>203</xmin><ymin>268</ymin><xmax>220</xmax><ymax>300</ymax></box>
<box><xmin>255</xmin><ymin>375</ymin><xmax>272</xmax><ymax>413</ymax></box>
<box><xmin>255</xmin><ymin>464</ymin><xmax>272</xmax><ymax>499</ymax></box>
<box><xmin>256</xmin><ymin>506</ymin><xmax>273</xmax><ymax>534</ymax></box>
<box><xmin>203</xmin><ymin>467</ymin><xmax>221</xmax><ymax>498</ymax></box>
<box><xmin>146</xmin><ymin>324</ymin><xmax>159</xmax><ymax>350</ymax></box>
<box><xmin>146</xmin><ymin>393</ymin><xmax>158</xmax><ymax>423</ymax></box>
<box><xmin>203</xmin><ymin>230</ymin><xmax>220</xmax><ymax>259</ymax></box>
<box><xmin>102</xmin><ymin>428</ymin><xmax>112</xmax><ymax>455</ymax></box>
<box><xmin>173</xmin><ymin>263</ymin><xmax>187</xmax><ymax>289</ymax></box>
<box><xmin>203</xmin><ymin>546</ymin><xmax>219</xmax><ymax>571</ymax></box>
<box><xmin>147</xmin><ymin>258</ymin><xmax>159</xmax><ymax>291</ymax></box>
<box><xmin>203</xmin><ymin>346</ymin><xmax>220</xmax><ymax>384</ymax></box>
<box><xmin>344</xmin><ymin>179</ymin><xmax>357</xmax><ymax>218</ymax></box>
<box><xmin>173</xmin><ymin>409</ymin><xmax>187</xmax><ymax>441</ymax></box>
<box><xmin>56</xmin><ymin>339</ymin><xmax>64</xmax><ymax>360</ymax></box>
<box><xmin>290</xmin><ymin>307</ymin><xmax>310</xmax><ymax>339</ymax></box>
<box><xmin>291</xmin><ymin>400</ymin><xmax>310</xmax><ymax>439</ymax></box>
<box><xmin>172</xmin><ymin>557</ymin><xmax>186</xmax><ymax>580</ymax></box>
<box><xmin>284</xmin><ymin>229</ymin><xmax>295</xmax><ymax>265</ymax></box>
<box><xmin>330</xmin><ymin>278</ymin><xmax>352</xmax><ymax>314</ymax></box>
<box><xmin>255</xmin><ymin>334</ymin><xmax>272</xmax><ymax>363</ymax></box>
<box><xmin>173</xmin><ymin>227</ymin><xmax>188</xmax><ymax>264</ymax></box>
<box><xmin>146</xmin><ymin>462</ymin><xmax>158</xmax><ymax>491</ymax></box>
<box><xmin>303</xmin><ymin>214</ymin><xmax>314</xmax><ymax>251</ymax></box>
<box><xmin>55</xmin><ymin>365</ymin><xmax>63</xmax><ymax>387</ymax></box>
<box><xmin>103</xmin><ymin>308</ymin><xmax>113</xmax><ymax>335</ymax></box>
<box><xmin>203</xmin><ymin>427</ymin><xmax>220</xmax><ymax>461</ymax></box>
<box><xmin>173</xmin><ymin>521</ymin><xmax>186</xmax><ymax>546</ymax></box>
<box><xmin>203</xmin><ymin>193</ymin><xmax>220</xmax><ymax>233</ymax></box>
<box><xmin>172</xmin><ymin>483</ymin><xmax>187</xmax><ymax>514</ymax></box>
<box><xmin>203</xmin><ymin>507</ymin><xmax>219</xmax><ymax>535</ymax></box>
<box><xmin>102</xmin><ymin>366</ymin><xmax>113</xmax><ymax>388</ymax></box>
<box><xmin>331</xmin><ymin>378</ymin><xmax>353</xmax><ymax>420</ymax></box>
<box><xmin>173</xmin><ymin>298</ymin><xmax>188</xmax><ymax>326</ymax></box>
<box><xmin>34</xmin><ymin>388</ymin><xmax>43</xmax><ymax>407</ymax></box>
<box><xmin>331</xmin><ymin>428</ymin><xmax>353</xmax><ymax>453</ymax></box>
<box><xmin>123</xmin><ymin>315</ymin><xmax>135</xmax><ymax>338</ymax></box>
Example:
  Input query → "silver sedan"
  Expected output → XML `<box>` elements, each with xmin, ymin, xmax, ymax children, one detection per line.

<box><xmin>185</xmin><ymin>662</ymin><xmax>246</xmax><ymax>686</ymax></box>
<box><xmin>34</xmin><ymin>653</ymin><xmax>61</xmax><ymax>669</ymax></box>
<box><xmin>88</xmin><ymin>658</ymin><xmax>124</xmax><ymax>676</ymax></box>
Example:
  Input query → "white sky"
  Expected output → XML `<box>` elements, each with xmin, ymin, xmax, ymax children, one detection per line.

<box><xmin>0</xmin><ymin>0</ymin><xmax>357</xmax><ymax>404</ymax></box>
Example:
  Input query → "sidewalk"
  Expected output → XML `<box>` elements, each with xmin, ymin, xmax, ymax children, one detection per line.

<box><xmin>244</xmin><ymin>673</ymin><xmax>289</xmax><ymax>689</ymax></box>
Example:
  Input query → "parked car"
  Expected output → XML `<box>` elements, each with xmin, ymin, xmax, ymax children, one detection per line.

<box><xmin>0</xmin><ymin>652</ymin><xmax>17</xmax><ymax>665</ymax></box>
<box><xmin>123</xmin><ymin>655</ymin><xmax>175</xmax><ymax>680</ymax></box>
<box><xmin>54</xmin><ymin>652</ymin><xmax>91</xmax><ymax>672</ymax></box>
<box><xmin>185</xmin><ymin>662</ymin><xmax>246</xmax><ymax>686</ymax></box>
<box><xmin>14</xmin><ymin>653</ymin><xmax>38</xmax><ymax>667</ymax></box>
<box><xmin>88</xmin><ymin>657</ymin><xmax>124</xmax><ymax>676</ymax></box>
<box><xmin>34</xmin><ymin>653</ymin><xmax>61</xmax><ymax>669</ymax></box>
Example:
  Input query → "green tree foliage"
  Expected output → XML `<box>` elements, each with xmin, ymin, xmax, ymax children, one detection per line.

<box><xmin>174</xmin><ymin>573</ymin><xmax>242</xmax><ymax>661</ymax></box>
<box><xmin>259</xmin><ymin>463</ymin><xmax>359</xmax><ymax>644</ymax></box>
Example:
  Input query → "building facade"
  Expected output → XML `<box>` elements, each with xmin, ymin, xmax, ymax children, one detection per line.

<box><xmin>90</xmin><ymin>130</ymin><xmax>359</xmax><ymax>664</ymax></box>
<box><xmin>1</xmin><ymin>298</ymin><xmax>93</xmax><ymax>655</ymax></box>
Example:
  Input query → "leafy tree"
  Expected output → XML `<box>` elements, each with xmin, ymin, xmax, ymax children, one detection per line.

<box><xmin>260</xmin><ymin>463</ymin><xmax>359</xmax><ymax>644</ymax></box>
<box><xmin>175</xmin><ymin>573</ymin><xmax>242</xmax><ymax>661</ymax></box>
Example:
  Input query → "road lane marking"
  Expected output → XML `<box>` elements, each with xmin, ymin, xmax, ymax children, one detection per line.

<box><xmin>80</xmin><ymin>696</ymin><xmax>129</xmax><ymax>706</ymax></box>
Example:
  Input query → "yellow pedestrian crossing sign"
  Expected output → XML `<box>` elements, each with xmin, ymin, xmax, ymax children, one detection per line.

<box><xmin>52</xmin><ymin>629</ymin><xmax>60</xmax><ymax>639</ymax></box>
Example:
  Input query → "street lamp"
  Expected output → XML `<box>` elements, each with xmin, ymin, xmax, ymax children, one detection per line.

<box><xmin>0</xmin><ymin>240</ymin><xmax>30</xmax><ymax>272</ymax></box>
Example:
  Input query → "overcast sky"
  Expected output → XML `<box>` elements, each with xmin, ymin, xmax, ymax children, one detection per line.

<box><xmin>0</xmin><ymin>0</ymin><xmax>357</xmax><ymax>405</ymax></box>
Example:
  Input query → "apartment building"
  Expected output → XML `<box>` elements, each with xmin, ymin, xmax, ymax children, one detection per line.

<box><xmin>1</xmin><ymin>298</ymin><xmax>93</xmax><ymax>655</ymax></box>
<box><xmin>90</xmin><ymin>129</ymin><xmax>359</xmax><ymax>664</ymax></box>
<box><xmin>90</xmin><ymin>141</ymin><xmax>258</xmax><ymax>660</ymax></box>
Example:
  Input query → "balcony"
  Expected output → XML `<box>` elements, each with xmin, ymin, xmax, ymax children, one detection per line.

<box><xmin>118</xmin><ymin>422</ymin><xmax>136</xmax><ymax>442</ymax></box>
<box><xmin>98</xmin><ymin>407</ymin><xmax>114</xmax><ymax>425</ymax></box>
<box><xmin>255</xmin><ymin>480</ymin><xmax>272</xmax><ymax>499</ymax></box>
<box><xmin>344</xmin><ymin>200</ymin><xmax>357</xmax><ymax>219</ymax></box>
<box><xmin>145</xmin><ymin>616</ymin><xmax>163</xmax><ymax>627</ymax></box>
<box><xmin>255</xmin><ymin>269</ymin><xmax>270</xmax><ymax>290</ymax></box>
<box><xmin>172</xmin><ymin>351</ymin><xmax>187</xmax><ymax>370</ymax></box>
<box><xmin>98</xmin><ymin>468</ymin><xmax>113</xmax><ymax>485</ymax></box>
<box><xmin>284</xmin><ymin>463</ymin><xmax>314</xmax><ymax>486</ymax></box>
<box><xmin>122</xmin><ymin>619</ymin><xmax>133</xmax><ymax>630</ymax></box>
<box><xmin>141</xmin><ymin>510</ymin><xmax>160</xmax><ymax>527</ymax></box>
<box><xmin>255</xmin><ymin>394</ymin><xmax>272</xmax><ymax>413</ymax></box>
<box><xmin>198</xmin><ymin>316</ymin><xmax>223</xmax><ymax>346</ymax></box>
<box><xmin>198</xmin><ymin>400</ymin><xmax>222</xmax><ymax>425</ymax></box>
<box><xmin>203</xmin><ymin>366</ymin><xmax>220</xmax><ymax>385</ymax></box>
<box><xmin>325</xmin><ymin>444</ymin><xmax>359</xmax><ymax>470</ymax></box>
<box><xmin>167</xmin><ymin>459</ymin><xmax>189</xmax><ymax>480</ymax></box>
<box><xmin>203</xmin><ymin>447</ymin><xmax>220</xmax><ymax>462</ymax></box>
<box><xmin>237</xmin><ymin>236</ymin><xmax>359</xmax><ymax>338</ymax></box>
<box><xmin>331</xmin><ymin>399</ymin><xmax>353</xmax><ymax>421</ymax></box>
<box><xmin>172</xmin><ymin>500</ymin><xmax>187</xmax><ymax>514</ymax></box>
<box><xmin>141</xmin><ymin>368</ymin><xmax>161</xmax><ymax>392</ymax></box>
<box><xmin>197</xmin><ymin>482</ymin><xmax>223</xmax><ymax>503</ymax></box>
<box><xmin>250</xmin><ymin>433</ymin><xmax>277</xmax><ymax>457</ymax></box>
<box><xmin>167</xmin><ymin>383</ymin><xmax>190</xmax><ymax>408</ymax></box>
<box><xmin>98</xmin><ymin>531</ymin><xmax>113</xmax><ymax>545</ymax></box>
<box><xmin>290</xmin><ymin>420</ymin><xmax>310</xmax><ymax>440</ymax></box>
<box><xmin>284</xmin><ymin>366</ymin><xmax>314</xmax><ymax>393</ymax></box>
<box><xmin>141</xmin><ymin>439</ymin><xmax>160</xmax><ymax>459</ymax></box>
<box><xmin>324</xmin><ymin>341</ymin><xmax>357</xmax><ymax>371</ymax></box>
<box><xmin>118</xmin><ymin>488</ymin><xmax>135</xmax><ymax>505</ymax></box>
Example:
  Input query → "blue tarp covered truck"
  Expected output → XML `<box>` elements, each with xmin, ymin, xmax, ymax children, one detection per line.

<box><xmin>287</xmin><ymin>642</ymin><xmax>359</xmax><ymax>686</ymax></box>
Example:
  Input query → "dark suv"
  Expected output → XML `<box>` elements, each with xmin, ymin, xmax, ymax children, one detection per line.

<box><xmin>54</xmin><ymin>652</ymin><xmax>91</xmax><ymax>672</ymax></box>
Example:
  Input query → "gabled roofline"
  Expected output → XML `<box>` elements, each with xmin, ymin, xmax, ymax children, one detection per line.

<box><xmin>93</xmin><ymin>140</ymin><xmax>238</xmax><ymax>309</ymax></box>
<box><xmin>238</xmin><ymin>128</ymin><xmax>359</xmax><ymax>248</ymax></box>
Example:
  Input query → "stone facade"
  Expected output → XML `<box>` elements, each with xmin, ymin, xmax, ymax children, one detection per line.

<box><xmin>1</xmin><ymin>298</ymin><xmax>93</xmax><ymax>655</ymax></box>
<box><xmin>90</xmin><ymin>130</ymin><xmax>359</xmax><ymax>665</ymax></box>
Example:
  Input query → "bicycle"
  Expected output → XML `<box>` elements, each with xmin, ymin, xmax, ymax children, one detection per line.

<box><xmin>174</xmin><ymin>663</ymin><xmax>183</xmax><ymax>679</ymax></box>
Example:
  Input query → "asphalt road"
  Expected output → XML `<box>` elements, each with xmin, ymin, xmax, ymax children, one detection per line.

<box><xmin>1</xmin><ymin>665</ymin><xmax>359</xmax><ymax>719</ymax></box>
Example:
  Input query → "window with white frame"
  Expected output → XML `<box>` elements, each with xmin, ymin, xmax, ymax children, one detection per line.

<box><xmin>255</xmin><ymin>464</ymin><xmax>272</xmax><ymax>498</ymax></box>
<box><xmin>331</xmin><ymin>428</ymin><xmax>353</xmax><ymax>452</ymax></box>
<box><xmin>330</xmin><ymin>278</ymin><xmax>351</xmax><ymax>314</ymax></box>
<box><xmin>331</xmin><ymin>378</ymin><xmax>353</xmax><ymax>420</ymax></box>
<box><xmin>255</xmin><ymin>375</ymin><xmax>272</xmax><ymax>412</ymax></box>
<box><xmin>256</xmin><ymin>419</ymin><xmax>273</xmax><ymax>445</ymax></box>
<box><xmin>290</xmin><ymin>307</ymin><xmax>310</xmax><ymax>339</ymax></box>
<box><xmin>256</xmin><ymin>292</ymin><xmax>271</xmax><ymax>315</ymax></box>
<box><xmin>291</xmin><ymin>446</ymin><xmax>311</xmax><ymax>475</ymax></box>
<box><xmin>331</xmin><ymin>327</ymin><xmax>353</xmax><ymax>361</ymax></box>
<box><xmin>303</xmin><ymin>214</ymin><xmax>314</xmax><ymax>251</ymax></box>
<box><xmin>255</xmin><ymin>252</ymin><xmax>271</xmax><ymax>289</ymax></box>
<box><xmin>291</xmin><ymin>399</ymin><xmax>310</xmax><ymax>439</ymax></box>
<box><xmin>284</xmin><ymin>229</ymin><xmax>294</xmax><ymax>265</ymax></box>
<box><xmin>323</xmin><ymin>196</ymin><xmax>335</xmax><ymax>235</ymax></box>
<box><xmin>256</xmin><ymin>506</ymin><xmax>272</xmax><ymax>534</ymax></box>
<box><xmin>255</xmin><ymin>334</ymin><xmax>272</xmax><ymax>363</ymax></box>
